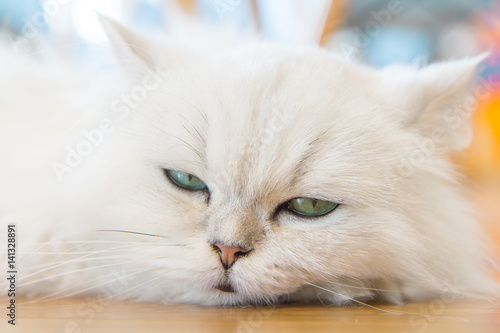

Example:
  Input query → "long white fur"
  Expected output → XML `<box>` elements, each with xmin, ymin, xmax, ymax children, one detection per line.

<box><xmin>0</xmin><ymin>19</ymin><xmax>497</xmax><ymax>306</ymax></box>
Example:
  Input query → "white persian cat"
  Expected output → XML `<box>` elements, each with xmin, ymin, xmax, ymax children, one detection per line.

<box><xmin>0</xmin><ymin>18</ymin><xmax>497</xmax><ymax>306</ymax></box>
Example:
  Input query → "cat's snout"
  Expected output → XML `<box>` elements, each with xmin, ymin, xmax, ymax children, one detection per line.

<box><xmin>212</xmin><ymin>242</ymin><xmax>252</xmax><ymax>269</ymax></box>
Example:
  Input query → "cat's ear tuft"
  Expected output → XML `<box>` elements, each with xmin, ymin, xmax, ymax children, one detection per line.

<box><xmin>98</xmin><ymin>14</ymin><xmax>155</xmax><ymax>70</ymax></box>
<box><xmin>408</xmin><ymin>55</ymin><xmax>486</xmax><ymax>151</ymax></box>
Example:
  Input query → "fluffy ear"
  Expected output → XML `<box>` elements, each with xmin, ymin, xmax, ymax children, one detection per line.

<box><xmin>98</xmin><ymin>15</ymin><xmax>155</xmax><ymax>71</ymax></box>
<box><xmin>410</xmin><ymin>55</ymin><xmax>486</xmax><ymax>151</ymax></box>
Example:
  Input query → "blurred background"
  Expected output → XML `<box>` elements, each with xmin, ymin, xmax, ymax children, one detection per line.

<box><xmin>0</xmin><ymin>0</ymin><xmax>499</xmax><ymax>269</ymax></box>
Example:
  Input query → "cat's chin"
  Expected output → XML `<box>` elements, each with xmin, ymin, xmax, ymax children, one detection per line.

<box><xmin>156</xmin><ymin>279</ymin><xmax>283</xmax><ymax>306</ymax></box>
<box><xmin>167</xmin><ymin>278</ymin><xmax>393</xmax><ymax>306</ymax></box>
<box><xmin>200</xmin><ymin>287</ymin><xmax>279</xmax><ymax>306</ymax></box>
<box><xmin>173</xmin><ymin>285</ymin><xmax>343</xmax><ymax>306</ymax></box>
<box><xmin>163</xmin><ymin>279</ymin><xmax>325</xmax><ymax>306</ymax></box>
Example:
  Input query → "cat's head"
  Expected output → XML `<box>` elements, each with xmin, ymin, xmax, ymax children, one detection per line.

<box><xmin>68</xmin><ymin>18</ymin><xmax>493</xmax><ymax>305</ymax></box>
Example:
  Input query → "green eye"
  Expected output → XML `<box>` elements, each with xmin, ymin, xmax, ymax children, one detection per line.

<box><xmin>165</xmin><ymin>169</ymin><xmax>207</xmax><ymax>191</ymax></box>
<box><xmin>288</xmin><ymin>198</ymin><xmax>339</xmax><ymax>217</ymax></box>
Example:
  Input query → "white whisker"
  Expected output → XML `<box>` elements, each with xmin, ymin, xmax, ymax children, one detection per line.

<box><xmin>21</xmin><ymin>266</ymin><xmax>157</xmax><ymax>305</ymax></box>
<box><xmin>19</xmin><ymin>243</ymin><xmax>139</xmax><ymax>279</ymax></box>
<box><xmin>19</xmin><ymin>260</ymin><xmax>144</xmax><ymax>288</ymax></box>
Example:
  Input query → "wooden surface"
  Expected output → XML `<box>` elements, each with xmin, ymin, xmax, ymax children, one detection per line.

<box><xmin>0</xmin><ymin>298</ymin><xmax>499</xmax><ymax>333</ymax></box>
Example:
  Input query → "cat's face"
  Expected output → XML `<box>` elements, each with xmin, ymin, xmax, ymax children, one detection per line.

<box><xmin>58</xmin><ymin>19</ymin><xmax>490</xmax><ymax>305</ymax></box>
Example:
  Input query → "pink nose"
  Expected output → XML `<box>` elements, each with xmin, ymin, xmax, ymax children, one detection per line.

<box><xmin>213</xmin><ymin>242</ymin><xmax>250</xmax><ymax>269</ymax></box>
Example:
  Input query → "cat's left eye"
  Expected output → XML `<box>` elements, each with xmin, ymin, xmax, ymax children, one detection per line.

<box><xmin>164</xmin><ymin>169</ymin><xmax>207</xmax><ymax>191</ymax></box>
<box><xmin>287</xmin><ymin>198</ymin><xmax>339</xmax><ymax>217</ymax></box>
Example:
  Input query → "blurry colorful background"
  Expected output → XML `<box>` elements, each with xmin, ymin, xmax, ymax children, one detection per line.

<box><xmin>1</xmin><ymin>0</ymin><xmax>499</xmax><ymax>268</ymax></box>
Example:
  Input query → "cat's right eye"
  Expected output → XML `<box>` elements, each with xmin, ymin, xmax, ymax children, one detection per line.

<box><xmin>287</xmin><ymin>197</ymin><xmax>339</xmax><ymax>217</ymax></box>
<box><xmin>164</xmin><ymin>169</ymin><xmax>207</xmax><ymax>191</ymax></box>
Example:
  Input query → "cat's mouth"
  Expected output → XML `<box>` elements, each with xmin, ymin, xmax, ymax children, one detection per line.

<box><xmin>214</xmin><ymin>281</ymin><xmax>235</xmax><ymax>293</ymax></box>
